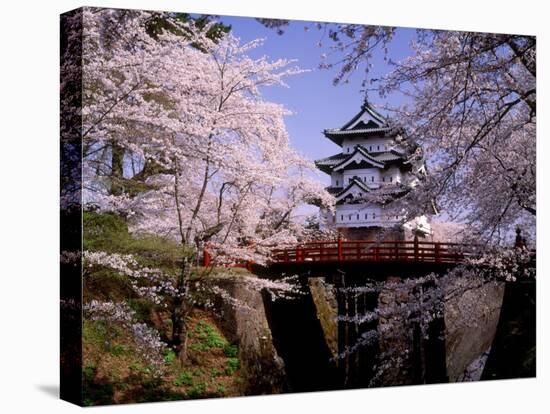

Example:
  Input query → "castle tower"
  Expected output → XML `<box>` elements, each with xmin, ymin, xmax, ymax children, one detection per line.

<box><xmin>315</xmin><ymin>99</ymin><xmax>430</xmax><ymax>240</ymax></box>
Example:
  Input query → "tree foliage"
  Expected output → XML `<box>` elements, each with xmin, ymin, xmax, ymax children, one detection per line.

<box><xmin>64</xmin><ymin>7</ymin><xmax>330</xmax><ymax>362</ymax></box>
<box><xmin>259</xmin><ymin>19</ymin><xmax>536</xmax><ymax>244</ymax></box>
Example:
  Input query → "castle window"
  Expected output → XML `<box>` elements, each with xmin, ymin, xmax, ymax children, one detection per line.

<box><xmin>365</xmin><ymin>214</ymin><xmax>368</xmax><ymax>220</ymax></box>
<box><xmin>336</xmin><ymin>180</ymin><xmax>339</xmax><ymax>186</ymax></box>
<box><xmin>369</xmin><ymin>146</ymin><xmax>373</xmax><ymax>151</ymax></box>
<box><xmin>348</xmin><ymin>214</ymin><xmax>352</xmax><ymax>221</ymax></box>
<box><xmin>372</xmin><ymin>213</ymin><xmax>376</xmax><ymax>219</ymax></box>
<box><xmin>357</xmin><ymin>214</ymin><xmax>359</xmax><ymax>220</ymax></box>
<box><xmin>341</xmin><ymin>215</ymin><xmax>343</xmax><ymax>221</ymax></box>
<box><xmin>371</xmin><ymin>176</ymin><xmax>374</xmax><ymax>182</ymax></box>
<box><xmin>390</xmin><ymin>176</ymin><xmax>393</xmax><ymax>182</ymax></box>
<box><xmin>377</xmin><ymin>145</ymin><xmax>380</xmax><ymax>150</ymax></box>
<box><xmin>382</xmin><ymin>177</ymin><xmax>385</xmax><ymax>182</ymax></box>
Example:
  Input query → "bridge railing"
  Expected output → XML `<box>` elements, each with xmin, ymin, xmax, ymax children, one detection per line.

<box><xmin>203</xmin><ymin>240</ymin><xmax>535</xmax><ymax>268</ymax></box>
<box><xmin>270</xmin><ymin>240</ymin><xmax>473</xmax><ymax>265</ymax></box>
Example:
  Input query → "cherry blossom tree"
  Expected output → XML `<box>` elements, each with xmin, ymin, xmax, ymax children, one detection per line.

<box><xmin>258</xmin><ymin>20</ymin><xmax>535</xmax><ymax>244</ymax></box>
<box><xmin>76</xmin><ymin>7</ymin><xmax>332</xmax><ymax>361</ymax></box>
<box><xmin>331</xmin><ymin>30</ymin><xmax>535</xmax><ymax>244</ymax></box>
<box><xmin>82</xmin><ymin>250</ymin><xmax>302</xmax><ymax>365</ymax></box>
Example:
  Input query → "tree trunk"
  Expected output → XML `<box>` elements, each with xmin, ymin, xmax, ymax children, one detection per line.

<box><xmin>171</xmin><ymin>310</ymin><xmax>189</xmax><ymax>362</ymax></box>
<box><xmin>110</xmin><ymin>142</ymin><xmax>125</xmax><ymax>195</ymax></box>
<box><xmin>171</xmin><ymin>256</ymin><xmax>192</xmax><ymax>362</ymax></box>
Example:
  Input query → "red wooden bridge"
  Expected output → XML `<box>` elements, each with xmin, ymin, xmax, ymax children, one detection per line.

<box><xmin>203</xmin><ymin>239</ymin><xmax>475</xmax><ymax>268</ymax></box>
<box><xmin>270</xmin><ymin>239</ymin><xmax>471</xmax><ymax>265</ymax></box>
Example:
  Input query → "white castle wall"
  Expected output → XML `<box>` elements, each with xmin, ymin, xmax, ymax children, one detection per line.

<box><xmin>328</xmin><ymin>203</ymin><xmax>404</xmax><ymax>228</ymax></box>
<box><xmin>342</xmin><ymin>137</ymin><xmax>394</xmax><ymax>154</ymax></box>
<box><xmin>331</xmin><ymin>172</ymin><xmax>343</xmax><ymax>187</ymax></box>
<box><xmin>341</xmin><ymin>166</ymin><xmax>403</xmax><ymax>187</ymax></box>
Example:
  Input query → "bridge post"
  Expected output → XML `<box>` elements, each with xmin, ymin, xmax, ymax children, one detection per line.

<box><xmin>203</xmin><ymin>245</ymin><xmax>211</xmax><ymax>267</ymax></box>
<box><xmin>435</xmin><ymin>243</ymin><xmax>441</xmax><ymax>263</ymax></box>
<box><xmin>414</xmin><ymin>235</ymin><xmax>419</xmax><ymax>262</ymax></box>
<box><xmin>395</xmin><ymin>241</ymin><xmax>399</xmax><ymax>260</ymax></box>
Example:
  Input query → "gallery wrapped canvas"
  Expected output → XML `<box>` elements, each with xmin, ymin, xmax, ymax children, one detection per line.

<box><xmin>60</xmin><ymin>6</ymin><xmax>536</xmax><ymax>406</ymax></box>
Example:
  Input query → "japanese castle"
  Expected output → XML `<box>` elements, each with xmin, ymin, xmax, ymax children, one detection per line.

<box><xmin>315</xmin><ymin>99</ymin><xmax>430</xmax><ymax>239</ymax></box>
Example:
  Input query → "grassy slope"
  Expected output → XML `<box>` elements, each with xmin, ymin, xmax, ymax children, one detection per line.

<box><xmin>82</xmin><ymin>212</ymin><xmax>243</xmax><ymax>405</ymax></box>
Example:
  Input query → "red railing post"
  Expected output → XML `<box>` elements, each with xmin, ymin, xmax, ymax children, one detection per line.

<box><xmin>338</xmin><ymin>237</ymin><xmax>343</xmax><ymax>261</ymax></box>
<box><xmin>435</xmin><ymin>242</ymin><xmax>441</xmax><ymax>263</ymax></box>
<box><xmin>203</xmin><ymin>244</ymin><xmax>211</xmax><ymax>267</ymax></box>
<box><xmin>320</xmin><ymin>243</ymin><xmax>324</xmax><ymax>261</ymax></box>
<box><xmin>394</xmin><ymin>241</ymin><xmax>399</xmax><ymax>260</ymax></box>
<box><xmin>414</xmin><ymin>235</ymin><xmax>419</xmax><ymax>262</ymax></box>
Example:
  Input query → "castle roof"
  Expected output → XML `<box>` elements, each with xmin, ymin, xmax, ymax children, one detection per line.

<box><xmin>334</xmin><ymin>178</ymin><xmax>373</xmax><ymax>203</ymax></box>
<box><xmin>333</xmin><ymin>145</ymin><xmax>385</xmax><ymax>171</ymax></box>
<box><xmin>315</xmin><ymin>145</ymin><xmax>407</xmax><ymax>174</ymax></box>
<box><xmin>334</xmin><ymin>178</ymin><xmax>409</xmax><ymax>205</ymax></box>
<box><xmin>323</xmin><ymin>99</ymin><xmax>396</xmax><ymax>146</ymax></box>
<box><xmin>314</xmin><ymin>153</ymin><xmax>349</xmax><ymax>174</ymax></box>
<box><xmin>333</xmin><ymin>178</ymin><xmax>410</xmax><ymax>204</ymax></box>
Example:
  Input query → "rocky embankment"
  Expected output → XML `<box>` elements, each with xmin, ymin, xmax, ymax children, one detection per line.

<box><xmin>210</xmin><ymin>275</ymin><xmax>287</xmax><ymax>395</ymax></box>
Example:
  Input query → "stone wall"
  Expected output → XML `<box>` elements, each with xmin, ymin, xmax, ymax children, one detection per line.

<box><xmin>443</xmin><ymin>279</ymin><xmax>505</xmax><ymax>382</ymax></box>
<box><xmin>305</xmin><ymin>274</ymin><xmax>506</xmax><ymax>386</ymax></box>
<box><xmin>210</xmin><ymin>276</ymin><xmax>287</xmax><ymax>395</ymax></box>
<box><xmin>307</xmin><ymin>278</ymin><xmax>338</xmax><ymax>359</ymax></box>
<box><xmin>210</xmin><ymin>271</ymin><xmax>506</xmax><ymax>391</ymax></box>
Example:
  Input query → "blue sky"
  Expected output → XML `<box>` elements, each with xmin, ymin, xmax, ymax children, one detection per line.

<box><xmin>218</xmin><ymin>16</ymin><xmax>416</xmax><ymax>187</ymax></box>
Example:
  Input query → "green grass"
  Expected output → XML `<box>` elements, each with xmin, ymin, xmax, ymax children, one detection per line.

<box><xmin>83</xmin><ymin>363</ymin><xmax>97</xmax><ymax>380</ymax></box>
<box><xmin>215</xmin><ymin>383</ymin><xmax>226</xmax><ymax>396</ymax></box>
<box><xmin>225</xmin><ymin>357</ymin><xmax>240</xmax><ymax>375</ymax></box>
<box><xmin>191</xmin><ymin>321</ymin><xmax>228</xmax><ymax>351</ymax></box>
<box><xmin>82</xmin><ymin>212</ymin><xmax>245</xmax><ymax>403</ymax></box>
<box><xmin>163</xmin><ymin>350</ymin><xmax>176</xmax><ymax>365</ymax></box>
<box><xmin>83</xmin><ymin>319</ymin><xmax>121</xmax><ymax>351</ymax></box>
<box><xmin>187</xmin><ymin>381</ymin><xmax>208</xmax><ymax>398</ymax></box>
<box><xmin>223</xmin><ymin>344</ymin><xmax>238</xmax><ymax>358</ymax></box>
<box><xmin>83</xmin><ymin>211</ymin><xmax>186</xmax><ymax>266</ymax></box>
<box><xmin>110</xmin><ymin>344</ymin><xmax>129</xmax><ymax>356</ymax></box>
<box><xmin>173</xmin><ymin>371</ymin><xmax>194</xmax><ymax>387</ymax></box>
<box><xmin>128</xmin><ymin>362</ymin><xmax>140</xmax><ymax>371</ymax></box>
